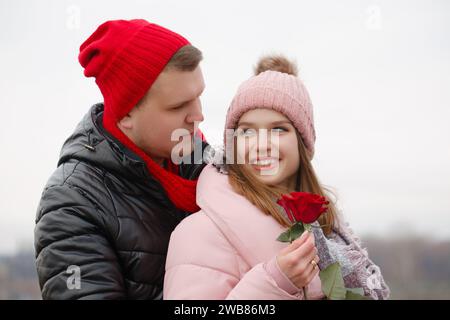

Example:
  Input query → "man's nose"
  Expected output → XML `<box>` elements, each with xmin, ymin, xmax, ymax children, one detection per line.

<box><xmin>186</xmin><ymin>99</ymin><xmax>204</xmax><ymax>123</ymax></box>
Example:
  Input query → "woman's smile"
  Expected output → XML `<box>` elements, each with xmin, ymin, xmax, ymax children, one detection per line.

<box><xmin>250</xmin><ymin>157</ymin><xmax>280</xmax><ymax>172</ymax></box>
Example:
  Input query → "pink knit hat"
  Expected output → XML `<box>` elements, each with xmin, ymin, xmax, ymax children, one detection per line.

<box><xmin>224</xmin><ymin>67</ymin><xmax>316</xmax><ymax>159</ymax></box>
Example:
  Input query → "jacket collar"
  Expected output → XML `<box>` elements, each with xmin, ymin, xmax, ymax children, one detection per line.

<box><xmin>58</xmin><ymin>103</ymin><xmax>152</xmax><ymax>182</ymax></box>
<box><xmin>196</xmin><ymin>164</ymin><xmax>288</xmax><ymax>266</ymax></box>
<box><xmin>58</xmin><ymin>103</ymin><xmax>208</xmax><ymax>183</ymax></box>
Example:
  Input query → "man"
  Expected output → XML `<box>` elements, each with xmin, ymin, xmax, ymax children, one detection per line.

<box><xmin>34</xmin><ymin>19</ymin><xmax>208</xmax><ymax>299</ymax></box>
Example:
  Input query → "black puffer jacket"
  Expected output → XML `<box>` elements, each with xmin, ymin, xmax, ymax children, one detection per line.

<box><xmin>34</xmin><ymin>103</ymin><xmax>208</xmax><ymax>299</ymax></box>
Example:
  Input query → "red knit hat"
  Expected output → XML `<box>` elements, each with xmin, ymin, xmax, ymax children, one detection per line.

<box><xmin>79</xmin><ymin>19</ymin><xmax>190</xmax><ymax>124</ymax></box>
<box><xmin>79</xmin><ymin>19</ymin><xmax>201</xmax><ymax>213</ymax></box>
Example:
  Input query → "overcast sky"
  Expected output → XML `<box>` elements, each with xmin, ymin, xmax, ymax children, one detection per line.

<box><xmin>1</xmin><ymin>0</ymin><xmax>449</xmax><ymax>254</ymax></box>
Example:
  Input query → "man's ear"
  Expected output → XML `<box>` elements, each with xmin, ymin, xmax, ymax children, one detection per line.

<box><xmin>118</xmin><ymin>113</ymin><xmax>133</xmax><ymax>130</ymax></box>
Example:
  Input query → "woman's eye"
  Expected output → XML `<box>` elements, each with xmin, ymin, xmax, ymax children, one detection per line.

<box><xmin>240</xmin><ymin>128</ymin><xmax>256</xmax><ymax>136</ymax></box>
<box><xmin>272</xmin><ymin>127</ymin><xmax>287</xmax><ymax>132</ymax></box>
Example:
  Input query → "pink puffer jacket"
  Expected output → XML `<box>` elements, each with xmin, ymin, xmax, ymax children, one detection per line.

<box><xmin>164</xmin><ymin>164</ymin><xmax>325</xmax><ymax>300</ymax></box>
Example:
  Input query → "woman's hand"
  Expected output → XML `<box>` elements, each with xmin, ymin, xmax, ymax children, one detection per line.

<box><xmin>276</xmin><ymin>230</ymin><xmax>320</xmax><ymax>289</ymax></box>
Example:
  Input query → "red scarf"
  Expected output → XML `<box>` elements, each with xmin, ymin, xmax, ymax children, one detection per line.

<box><xmin>103</xmin><ymin>116</ymin><xmax>201</xmax><ymax>213</ymax></box>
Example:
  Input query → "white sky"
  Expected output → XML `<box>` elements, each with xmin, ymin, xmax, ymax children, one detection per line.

<box><xmin>1</xmin><ymin>0</ymin><xmax>449</xmax><ymax>254</ymax></box>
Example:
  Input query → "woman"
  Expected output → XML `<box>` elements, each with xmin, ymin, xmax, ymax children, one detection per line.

<box><xmin>164</xmin><ymin>55</ymin><xmax>390</xmax><ymax>300</ymax></box>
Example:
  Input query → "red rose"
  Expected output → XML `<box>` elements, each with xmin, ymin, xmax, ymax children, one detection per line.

<box><xmin>277</xmin><ymin>192</ymin><xmax>329</xmax><ymax>224</ymax></box>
